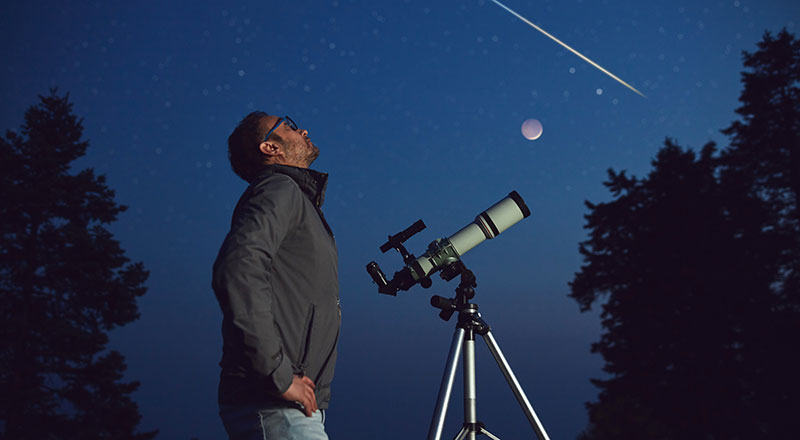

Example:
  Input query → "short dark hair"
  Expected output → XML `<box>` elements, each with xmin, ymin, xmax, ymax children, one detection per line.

<box><xmin>227</xmin><ymin>111</ymin><xmax>269</xmax><ymax>182</ymax></box>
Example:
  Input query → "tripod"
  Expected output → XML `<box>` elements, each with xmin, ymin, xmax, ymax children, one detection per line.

<box><xmin>427</xmin><ymin>263</ymin><xmax>551</xmax><ymax>440</ymax></box>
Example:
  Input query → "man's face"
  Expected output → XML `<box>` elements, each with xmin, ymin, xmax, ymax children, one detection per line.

<box><xmin>261</xmin><ymin>115</ymin><xmax>320</xmax><ymax>168</ymax></box>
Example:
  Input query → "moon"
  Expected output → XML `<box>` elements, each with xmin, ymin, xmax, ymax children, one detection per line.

<box><xmin>521</xmin><ymin>119</ymin><xmax>543</xmax><ymax>140</ymax></box>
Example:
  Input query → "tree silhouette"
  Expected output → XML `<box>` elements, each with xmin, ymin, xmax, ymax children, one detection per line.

<box><xmin>720</xmin><ymin>28</ymin><xmax>800</xmax><ymax>437</ymax></box>
<box><xmin>721</xmin><ymin>28</ymin><xmax>800</xmax><ymax>312</ymax></box>
<box><xmin>570</xmin><ymin>29</ymin><xmax>799</xmax><ymax>439</ymax></box>
<box><xmin>0</xmin><ymin>90</ymin><xmax>156</xmax><ymax>439</ymax></box>
<box><xmin>723</xmin><ymin>29</ymin><xmax>800</xmax><ymax>226</ymax></box>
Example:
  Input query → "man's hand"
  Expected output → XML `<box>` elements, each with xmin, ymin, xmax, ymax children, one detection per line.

<box><xmin>281</xmin><ymin>375</ymin><xmax>317</xmax><ymax>417</ymax></box>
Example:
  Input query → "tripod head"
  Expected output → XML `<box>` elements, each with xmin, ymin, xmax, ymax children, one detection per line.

<box><xmin>430</xmin><ymin>260</ymin><xmax>477</xmax><ymax>322</ymax></box>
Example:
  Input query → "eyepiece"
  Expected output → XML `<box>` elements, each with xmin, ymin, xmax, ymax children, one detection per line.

<box><xmin>366</xmin><ymin>261</ymin><xmax>394</xmax><ymax>295</ymax></box>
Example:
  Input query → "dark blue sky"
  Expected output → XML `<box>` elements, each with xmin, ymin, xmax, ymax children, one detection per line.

<box><xmin>2</xmin><ymin>1</ymin><xmax>797</xmax><ymax>438</ymax></box>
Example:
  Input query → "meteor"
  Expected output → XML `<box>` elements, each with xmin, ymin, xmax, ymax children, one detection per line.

<box><xmin>489</xmin><ymin>0</ymin><xmax>646</xmax><ymax>98</ymax></box>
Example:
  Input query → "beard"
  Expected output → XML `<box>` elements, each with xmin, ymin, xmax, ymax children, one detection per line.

<box><xmin>287</xmin><ymin>137</ymin><xmax>319</xmax><ymax>168</ymax></box>
<box><xmin>306</xmin><ymin>143</ymin><xmax>320</xmax><ymax>165</ymax></box>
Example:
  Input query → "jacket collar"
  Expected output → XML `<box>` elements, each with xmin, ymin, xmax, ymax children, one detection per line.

<box><xmin>252</xmin><ymin>164</ymin><xmax>328</xmax><ymax>208</ymax></box>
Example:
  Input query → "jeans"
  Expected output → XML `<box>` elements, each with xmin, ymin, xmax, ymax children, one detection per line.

<box><xmin>219</xmin><ymin>404</ymin><xmax>328</xmax><ymax>440</ymax></box>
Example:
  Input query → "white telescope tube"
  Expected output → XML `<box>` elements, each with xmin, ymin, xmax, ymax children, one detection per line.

<box><xmin>410</xmin><ymin>191</ymin><xmax>530</xmax><ymax>281</ymax></box>
<box><xmin>452</xmin><ymin>194</ymin><xmax>529</xmax><ymax>255</ymax></box>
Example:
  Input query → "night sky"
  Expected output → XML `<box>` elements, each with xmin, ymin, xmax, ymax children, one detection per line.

<box><xmin>2</xmin><ymin>1</ymin><xmax>797</xmax><ymax>438</ymax></box>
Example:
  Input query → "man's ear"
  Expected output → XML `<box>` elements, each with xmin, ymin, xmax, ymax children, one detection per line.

<box><xmin>259</xmin><ymin>141</ymin><xmax>281</xmax><ymax>158</ymax></box>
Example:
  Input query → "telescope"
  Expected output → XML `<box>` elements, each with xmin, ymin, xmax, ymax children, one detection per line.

<box><xmin>366</xmin><ymin>191</ymin><xmax>531</xmax><ymax>295</ymax></box>
<box><xmin>366</xmin><ymin>190</ymin><xmax>551</xmax><ymax>439</ymax></box>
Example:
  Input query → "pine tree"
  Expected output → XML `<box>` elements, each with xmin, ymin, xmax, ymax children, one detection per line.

<box><xmin>0</xmin><ymin>90</ymin><xmax>156</xmax><ymax>439</ymax></box>
<box><xmin>722</xmin><ymin>29</ymin><xmax>800</xmax><ymax>225</ymax></box>
<box><xmin>721</xmin><ymin>28</ymin><xmax>800</xmax><ymax>311</ymax></box>
<box><xmin>570</xmin><ymin>29</ymin><xmax>800</xmax><ymax>439</ymax></box>
<box><xmin>571</xmin><ymin>141</ymin><xmax>781</xmax><ymax>439</ymax></box>
<box><xmin>720</xmin><ymin>28</ymin><xmax>800</xmax><ymax>436</ymax></box>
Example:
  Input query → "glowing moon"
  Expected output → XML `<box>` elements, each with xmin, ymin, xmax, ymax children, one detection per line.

<box><xmin>521</xmin><ymin>119</ymin><xmax>543</xmax><ymax>140</ymax></box>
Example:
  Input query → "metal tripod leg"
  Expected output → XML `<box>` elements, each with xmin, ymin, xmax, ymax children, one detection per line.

<box><xmin>463</xmin><ymin>332</ymin><xmax>477</xmax><ymax>439</ymax></box>
<box><xmin>481</xmin><ymin>330</ymin><xmax>551</xmax><ymax>440</ymax></box>
<box><xmin>428</xmin><ymin>325</ymin><xmax>502</xmax><ymax>440</ymax></box>
<box><xmin>457</xmin><ymin>329</ymin><xmax>499</xmax><ymax>440</ymax></box>
<box><xmin>428</xmin><ymin>327</ymin><xmax>465</xmax><ymax>440</ymax></box>
<box><xmin>427</xmin><ymin>299</ymin><xmax>551</xmax><ymax>440</ymax></box>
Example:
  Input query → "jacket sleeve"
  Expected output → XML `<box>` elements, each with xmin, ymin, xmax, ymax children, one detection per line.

<box><xmin>212</xmin><ymin>175</ymin><xmax>301</xmax><ymax>396</ymax></box>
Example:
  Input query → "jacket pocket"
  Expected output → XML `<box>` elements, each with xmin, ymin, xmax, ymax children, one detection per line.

<box><xmin>295</xmin><ymin>304</ymin><xmax>316</xmax><ymax>375</ymax></box>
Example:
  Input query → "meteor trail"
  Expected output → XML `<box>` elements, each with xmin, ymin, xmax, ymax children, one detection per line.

<box><xmin>489</xmin><ymin>0</ymin><xmax>646</xmax><ymax>98</ymax></box>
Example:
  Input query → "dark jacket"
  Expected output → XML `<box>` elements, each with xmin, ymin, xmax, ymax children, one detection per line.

<box><xmin>212</xmin><ymin>164</ymin><xmax>340</xmax><ymax>409</ymax></box>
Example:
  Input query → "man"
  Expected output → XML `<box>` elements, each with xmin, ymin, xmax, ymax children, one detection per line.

<box><xmin>212</xmin><ymin>111</ymin><xmax>340</xmax><ymax>439</ymax></box>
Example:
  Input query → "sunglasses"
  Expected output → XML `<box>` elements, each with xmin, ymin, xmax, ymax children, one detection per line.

<box><xmin>263</xmin><ymin>116</ymin><xmax>298</xmax><ymax>142</ymax></box>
